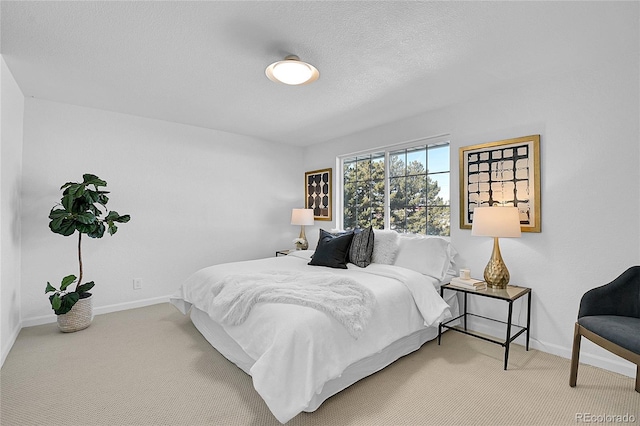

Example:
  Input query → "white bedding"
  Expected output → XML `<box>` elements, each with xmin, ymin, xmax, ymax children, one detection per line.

<box><xmin>171</xmin><ymin>250</ymin><xmax>452</xmax><ymax>424</ymax></box>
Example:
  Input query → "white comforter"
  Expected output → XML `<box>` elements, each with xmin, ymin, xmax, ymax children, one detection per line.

<box><xmin>171</xmin><ymin>251</ymin><xmax>451</xmax><ymax>424</ymax></box>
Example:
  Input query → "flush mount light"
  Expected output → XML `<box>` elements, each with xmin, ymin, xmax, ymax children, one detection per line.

<box><xmin>265</xmin><ymin>55</ymin><xmax>319</xmax><ymax>85</ymax></box>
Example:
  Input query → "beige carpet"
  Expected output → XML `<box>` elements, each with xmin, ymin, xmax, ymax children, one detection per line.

<box><xmin>1</xmin><ymin>303</ymin><xmax>638</xmax><ymax>426</ymax></box>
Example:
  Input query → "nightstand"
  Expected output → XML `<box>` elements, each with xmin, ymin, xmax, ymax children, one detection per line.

<box><xmin>276</xmin><ymin>249</ymin><xmax>295</xmax><ymax>257</ymax></box>
<box><xmin>438</xmin><ymin>282</ymin><xmax>531</xmax><ymax>370</ymax></box>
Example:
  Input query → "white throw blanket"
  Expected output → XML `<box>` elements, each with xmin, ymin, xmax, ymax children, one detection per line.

<box><xmin>208</xmin><ymin>271</ymin><xmax>375</xmax><ymax>338</ymax></box>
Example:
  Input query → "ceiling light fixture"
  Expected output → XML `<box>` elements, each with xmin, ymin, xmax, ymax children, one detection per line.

<box><xmin>265</xmin><ymin>55</ymin><xmax>319</xmax><ymax>86</ymax></box>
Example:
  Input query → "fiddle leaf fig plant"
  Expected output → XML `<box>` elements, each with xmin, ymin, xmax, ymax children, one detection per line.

<box><xmin>45</xmin><ymin>174</ymin><xmax>130</xmax><ymax>315</ymax></box>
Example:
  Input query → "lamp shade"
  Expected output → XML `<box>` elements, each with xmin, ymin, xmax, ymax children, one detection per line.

<box><xmin>291</xmin><ymin>209</ymin><xmax>314</xmax><ymax>226</ymax></box>
<box><xmin>471</xmin><ymin>207</ymin><xmax>522</xmax><ymax>238</ymax></box>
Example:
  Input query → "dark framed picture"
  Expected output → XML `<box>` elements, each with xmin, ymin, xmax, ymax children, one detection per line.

<box><xmin>459</xmin><ymin>135</ymin><xmax>541</xmax><ymax>232</ymax></box>
<box><xmin>305</xmin><ymin>168</ymin><xmax>332</xmax><ymax>221</ymax></box>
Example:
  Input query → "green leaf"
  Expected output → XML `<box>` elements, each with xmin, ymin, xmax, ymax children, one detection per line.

<box><xmin>50</xmin><ymin>215</ymin><xmax>66</xmax><ymax>230</ymax></box>
<box><xmin>108</xmin><ymin>222</ymin><xmax>117</xmax><ymax>235</ymax></box>
<box><xmin>61</xmin><ymin>193</ymin><xmax>74</xmax><ymax>212</ymax></box>
<box><xmin>115</xmin><ymin>214</ymin><xmax>130</xmax><ymax>223</ymax></box>
<box><xmin>50</xmin><ymin>218</ymin><xmax>76</xmax><ymax>236</ymax></box>
<box><xmin>106</xmin><ymin>211</ymin><xmax>130</xmax><ymax>223</ymax></box>
<box><xmin>60</xmin><ymin>274</ymin><xmax>77</xmax><ymax>291</ymax></box>
<box><xmin>55</xmin><ymin>292</ymin><xmax>80</xmax><ymax>315</ymax></box>
<box><xmin>83</xmin><ymin>174</ymin><xmax>107</xmax><ymax>187</ymax></box>
<box><xmin>74</xmin><ymin>184</ymin><xmax>86</xmax><ymax>198</ymax></box>
<box><xmin>105</xmin><ymin>211</ymin><xmax>119</xmax><ymax>221</ymax></box>
<box><xmin>76</xmin><ymin>212</ymin><xmax>96</xmax><ymax>224</ymax></box>
<box><xmin>60</xmin><ymin>181</ymin><xmax>77</xmax><ymax>190</ymax></box>
<box><xmin>45</xmin><ymin>282</ymin><xmax>57</xmax><ymax>293</ymax></box>
<box><xmin>51</xmin><ymin>294</ymin><xmax>62</xmax><ymax>311</ymax></box>
<box><xmin>87</xmin><ymin>222</ymin><xmax>106</xmax><ymax>238</ymax></box>
<box><xmin>48</xmin><ymin>208</ymin><xmax>68</xmax><ymax>220</ymax></box>
<box><xmin>76</xmin><ymin>281</ymin><xmax>95</xmax><ymax>294</ymax></box>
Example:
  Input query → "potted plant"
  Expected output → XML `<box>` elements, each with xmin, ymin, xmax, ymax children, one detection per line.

<box><xmin>45</xmin><ymin>174</ymin><xmax>130</xmax><ymax>332</ymax></box>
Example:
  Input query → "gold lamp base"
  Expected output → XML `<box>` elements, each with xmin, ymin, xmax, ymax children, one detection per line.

<box><xmin>483</xmin><ymin>237</ymin><xmax>510</xmax><ymax>289</ymax></box>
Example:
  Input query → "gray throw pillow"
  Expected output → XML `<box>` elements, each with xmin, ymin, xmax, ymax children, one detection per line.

<box><xmin>349</xmin><ymin>226</ymin><xmax>375</xmax><ymax>268</ymax></box>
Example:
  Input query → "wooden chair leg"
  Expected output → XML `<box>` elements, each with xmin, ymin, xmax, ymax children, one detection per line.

<box><xmin>636</xmin><ymin>365</ymin><xmax>639</xmax><ymax>393</ymax></box>
<box><xmin>570</xmin><ymin>322</ymin><xmax>581</xmax><ymax>387</ymax></box>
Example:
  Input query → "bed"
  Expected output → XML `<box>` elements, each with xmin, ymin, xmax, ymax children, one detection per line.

<box><xmin>170</xmin><ymin>230</ymin><xmax>459</xmax><ymax>424</ymax></box>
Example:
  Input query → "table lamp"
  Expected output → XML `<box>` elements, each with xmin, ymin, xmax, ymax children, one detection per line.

<box><xmin>471</xmin><ymin>206</ymin><xmax>521</xmax><ymax>288</ymax></box>
<box><xmin>291</xmin><ymin>209</ymin><xmax>314</xmax><ymax>250</ymax></box>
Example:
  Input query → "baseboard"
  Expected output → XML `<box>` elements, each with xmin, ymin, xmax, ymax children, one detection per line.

<box><xmin>468</xmin><ymin>321</ymin><xmax>636</xmax><ymax>378</ymax></box>
<box><xmin>21</xmin><ymin>295</ymin><xmax>171</xmax><ymax>328</ymax></box>
<box><xmin>1</xmin><ymin>321</ymin><xmax>22</xmax><ymax>368</ymax></box>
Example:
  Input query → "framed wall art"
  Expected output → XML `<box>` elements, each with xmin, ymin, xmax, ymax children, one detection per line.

<box><xmin>305</xmin><ymin>168</ymin><xmax>332</xmax><ymax>221</ymax></box>
<box><xmin>459</xmin><ymin>135</ymin><xmax>541</xmax><ymax>232</ymax></box>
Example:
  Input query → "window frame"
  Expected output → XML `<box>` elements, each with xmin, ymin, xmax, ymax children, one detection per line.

<box><xmin>336</xmin><ymin>135</ymin><xmax>451</xmax><ymax>234</ymax></box>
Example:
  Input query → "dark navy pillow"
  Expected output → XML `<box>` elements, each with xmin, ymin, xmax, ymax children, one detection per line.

<box><xmin>308</xmin><ymin>229</ymin><xmax>354</xmax><ymax>269</ymax></box>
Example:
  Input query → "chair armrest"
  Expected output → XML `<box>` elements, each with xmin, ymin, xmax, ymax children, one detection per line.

<box><xmin>578</xmin><ymin>266</ymin><xmax>640</xmax><ymax>319</ymax></box>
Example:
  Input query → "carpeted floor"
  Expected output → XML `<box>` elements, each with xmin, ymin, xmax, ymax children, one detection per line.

<box><xmin>1</xmin><ymin>303</ymin><xmax>638</xmax><ymax>426</ymax></box>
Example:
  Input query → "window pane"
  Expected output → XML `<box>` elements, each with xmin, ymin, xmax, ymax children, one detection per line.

<box><xmin>343</xmin><ymin>177</ymin><xmax>357</xmax><ymax>230</ymax></box>
<box><xmin>390</xmin><ymin>208</ymin><xmax>406</xmax><ymax>233</ymax></box>
<box><xmin>427</xmin><ymin>173</ymin><xmax>450</xmax><ymax>205</ymax></box>
<box><xmin>356</xmin><ymin>157</ymin><xmax>371</xmax><ymax>180</ymax></box>
<box><xmin>368</xmin><ymin>178</ymin><xmax>385</xmax><ymax>230</ymax></box>
<box><xmin>344</xmin><ymin>160</ymin><xmax>356</xmax><ymax>183</ymax></box>
<box><xmin>371</xmin><ymin>153</ymin><xmax>385</xmax><ymax>181</ymax></box>
<box><xmin>372</xmin><ymin>206</ymin><xmax>385</xmax><ymax>229</ymax></box>
<box><xmin>428</xmin><ymin>144</ymin><xmax>449</xmax><ymax>173</ymax></box>
<box><xmin>389</xmin><ymin>151</ymin><xmax>405</xmax><ymax>177</ymax></box>
<box><xmin>356</xmin><ymin>181</ymin><xmax>371</xmax><ymax>218</ymax></box>
<box><xmin>389</xmin><ymin>177</ymin><xmax>406</xmax><ymax>207</ymax></box>
<box><xmin>407</xmin><ymin>207</ymin><xmax>426</xmax><ymax>234</ymax></box>
<box><xmin>427</xmin><ymin>206</ymin><xmax>450</xmax><ymax>236</ymax></box>
<box><xmin>406</xmin><ymin>147</ymin><xmax>426</xmax><ymax>175</ymax></box>
<box><xmin>406</xmin><ymin>175</ymin><xmax>426</xmax><ymax>207</ymax></box>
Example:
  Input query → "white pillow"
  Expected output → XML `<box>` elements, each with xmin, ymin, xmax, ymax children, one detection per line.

<box><xmin>393</xmin><ymin>235</ymin><xmax>453</xmax><ymax>281</ymax></box>
<box><xmin>371</xmin><ymin>229</ymin><xmax>400</xmax><ymax>264</ymax></box>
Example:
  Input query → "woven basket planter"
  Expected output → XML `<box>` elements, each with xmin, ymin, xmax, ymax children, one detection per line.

<box><xmin>57</xmin><ymin>294</ymin><xmax>94</xmax><ymax>333</ymax></box>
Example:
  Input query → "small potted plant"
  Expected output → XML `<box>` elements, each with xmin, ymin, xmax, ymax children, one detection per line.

<box><xmin>45</xmin><ymin>174</ymin><xmax>130</xmax><ymax>332</ymax></box>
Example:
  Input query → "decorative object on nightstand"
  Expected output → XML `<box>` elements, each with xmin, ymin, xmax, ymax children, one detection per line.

<box><xmin>450</xmin><ymin>276</ymin><xmax>487</xmax><ymax>291</ymax></box>
<box><xmin>471</xmin><ymin>206</ymin><xmax>521</xmax><ymax>289</ymax></box>
<box><xmin>291</xmin><ymin>208</ymin><xmax>314</xmax><ymax>250</ymax></box>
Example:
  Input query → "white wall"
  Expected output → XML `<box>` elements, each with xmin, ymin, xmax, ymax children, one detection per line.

<box><xmin>20</xmin><ymin>99</ymin><xmax>304</xmax><ymax>324</ymax></box>
<box><xmin>304</xmin><ymin>55</ymin><xmax>640</xmax><ymax>375</ymax></box>
<box><xmin>1</xmin><ymin>56</ymin><xmax>25</xmax><ymax>365</ymax></box>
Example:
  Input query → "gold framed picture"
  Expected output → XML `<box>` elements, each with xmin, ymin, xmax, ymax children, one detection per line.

<box><xmin>305</xmin><ymin>168</ymin><xmax>332</xmax><ymax>221</ymax></box>
<box><xmin>459</xmin><ymin>135</ymin><xmax>541</xmax><ymax>232</ymax></box>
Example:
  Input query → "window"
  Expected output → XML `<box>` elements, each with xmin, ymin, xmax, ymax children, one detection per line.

<box><xmin>340</xmin><ymin>138</ymin><xmax>450</xmax><ymax>236</ymax></box>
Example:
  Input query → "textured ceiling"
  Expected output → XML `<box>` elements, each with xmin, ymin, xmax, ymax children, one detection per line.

<box><xmin>1</xmin><ymin>1</ymin><xmax>634</xmax><ymax>146</ymax></box>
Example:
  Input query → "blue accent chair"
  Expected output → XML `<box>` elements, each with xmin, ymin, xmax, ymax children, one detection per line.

<box><xmin>569</xmin><ymin>266</ymin><xmax>640</xmax><ymax>392</ymax></box>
